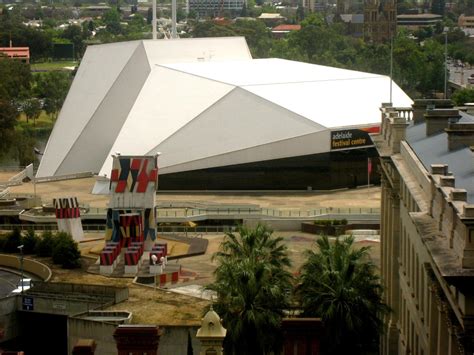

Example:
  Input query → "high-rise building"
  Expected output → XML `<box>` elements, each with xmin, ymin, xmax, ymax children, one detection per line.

<box><xmin>374</xmin><ymin>100</ymin><xmax>474</xmax><ymax>354</ymax></box>
<box><xmin>187</xmin><ymin>0</ymin><xmax>245</xmax><ymax>17</ymax></box>
<box><xmin>364</xmin><ymin>0</ymin><xmax>396</xmax><ymax>42</ymax></box>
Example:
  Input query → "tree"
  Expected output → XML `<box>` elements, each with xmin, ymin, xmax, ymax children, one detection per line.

<box><xmin>4</xmin><ymin>227</ymin><xmax>22</xmax><ymax>253</ymax></box>
<box><xmin>62</xmin><ymin>24</ymin><xmax>86</xmax><ymax>59</ymax></box>
<box><xmin>205</xmin><ymin>224</ymin><xmax>293</xmax><ymax>354</ymax></box>
<box><xmin>297</xmin><ymin>235</ymin><xmax>388</xmax><ymax>355</ymax></box>
<box><xmin>35</xmin><ymin>71</ymin><xmax>72</xmax><ymax>121</ymax></box>
<box><xmin>52</xmin><ymin>232</ymin><xmax>81</xmax><ymax>269</ymax></box>
<box><xmin>0</xmin><ymin>58</ymin><xmax>32</xmax><ymax>100</ymax></box>
<box><xmin>35</xmin><ymin>230</ymin><xmax>54</xmax><ymax>257</ymax></box>
<box><xmin>103</xmin><ymin>8</ymin><xmax>123</xmax><ymax>35</ymax></box>
<box><xmin>23</xmin><ymin>98</ymin><xmax>42</xmax><ymax>125</ymax></box>
<box><xmin>452</xmin><ymin>88</ymin><xmax>474</xmax><ymax>105</ymax></box>
<box><xmin>22</xmin><ymin>228</ymin><xmax>37</xmax><ymax>254</ymax></box>
<box><xmin>0</xmin><ymin>99</ymin><xmax>18</xmax><ymax>156</ymax></box>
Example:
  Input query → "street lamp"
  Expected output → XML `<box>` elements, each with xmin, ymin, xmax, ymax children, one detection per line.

<box><xmin>17</xmin><ymin>245</ymin><xmax>24</xmax><ymax>294</ymax></box>
<box><xmin>444</xmin><ymin>30</ymin><xmax>448</xmax><ymax>99</ymax></box>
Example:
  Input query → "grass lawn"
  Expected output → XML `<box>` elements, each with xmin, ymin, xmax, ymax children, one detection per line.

<box><xmin>17</xmin><ymin>111</ymin><xmax>54</xmax><ymax>130</ymax></box>
<box><xmin>30</xmin><ymin>60</ymin><xmax>78</xmax><ymax>71</ymax></box>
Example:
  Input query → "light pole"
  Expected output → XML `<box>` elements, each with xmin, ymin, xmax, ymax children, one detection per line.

<box><xmin>17</xmin><ymin>245</ymin><xmax>24</xmax><ymax>294</ymax></box>
<box><xmin>444</xmin><ymin>31</ymin><xmax>448</xmax><ymax>99</ymax></box>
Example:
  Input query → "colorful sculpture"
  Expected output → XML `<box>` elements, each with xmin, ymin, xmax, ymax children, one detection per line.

<box><xmin>53</xmin><ymin>196</ymin><xmax>84</xmax><ymax>242</ymax></box>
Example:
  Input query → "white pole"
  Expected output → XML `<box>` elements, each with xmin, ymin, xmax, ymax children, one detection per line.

<box><xmin>390</xmin><ymin>35</ymin><xmax>393</xmax><ymax>104</ymax></box>
<box><xmin>367</xmin><ymin>157</ymin><xmax>371</xmax><ymax>190</ymax></box>
<box><xmin>444</xmin><ymin>31</ymin><xmax>448</xmax><ymax>99</ymax></box>
<box><xmin>152</xmin><ymin>0</ymin><xmax>157</xmax><ymax>40</ymax></box>
<box><xmin>171</xmin><ymin>0</ymin><xmax>177</xmax><ymax>39</ymax></box>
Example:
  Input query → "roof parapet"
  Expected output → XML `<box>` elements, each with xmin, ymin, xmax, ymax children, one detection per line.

<box><xmin>425</xmin><ymin>108</ymin><xmax>461</xmax><ymax>136</ymax></box>
<box><xmin>431</xmin><ymin>164</ymin><xmax>448</xmax><ymax>175</ymax></box>
<box><xmin>412</xmin><ymin>99</ymin><xmax>453</xmax><ymax>124</ymax></box>
<box><xmin>464</xmin><ymin>205</ymin><xmax>474</xmax><ymax>218</ymax></box>
<box><xmin>451</xmin><ymin>189</ymin><xmax>467</xmax><ymax>202</ymax></box>
<box><xmin>445</xmin><ymin>122</ymin><xmax>474</xmax><ymax>151</ymax></box>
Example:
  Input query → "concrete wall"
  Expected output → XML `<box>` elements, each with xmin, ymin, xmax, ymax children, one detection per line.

<box><xmin>244</xmin><ymin>214</ymin><xmax>380</xmax><ymax>231</ymax></box>
<box><xmin>69</xmin><ymin>317</ymin><xmax>117</xmax><ymax>355</ymax></box>
<box><xmin>0</xmin><ymin>297</ymin><xmax>19</xmax><ymax>343</ymax></box>
<box><xmin>68</xmin><ymin>320</ymin><xmax>201</xmax><ymax>355</ymax></box>
<box><xmin>0</xmin><ymin>254</ymin><xmax>52</xmax><ymax>281</ymax></box>
<box><xmin>32</xmin><ymin>282</ymin><xmax>129</xmax><ymax>305</ymax></box>
<box><xmin>159</xmin><ymin>325</ymin><xmax>200</xmax><ymax>355</ymax></box>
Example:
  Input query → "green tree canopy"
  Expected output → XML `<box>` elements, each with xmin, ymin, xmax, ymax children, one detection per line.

<box><xmin>297</xmin><ymin>235</ymin><xmax>388</xmax><ymax>354</ymax></box>
<box><xmin>206</xmin><ymin>224</ymin><xmax>293</xmax><ymax>354</ymax></box>
<box><xmin>452</xmin><ymin>88</ymin><xmax>474</xmax><ymax>105</ymax></box>
<box><xmin>23</xmin><ymin>98</ymin><xmax>42</xmax><ymax>125</ymax></box>
<box><xmin>34</xmin><ymin>71</ymin><xmax>72</xmax><ymax>120</ymax></box>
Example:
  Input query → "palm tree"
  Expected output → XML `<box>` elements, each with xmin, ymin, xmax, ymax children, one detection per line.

<box><xmin>297</xmin><ymin>235</ymin><xmax>388</xmax><ymax>355</ymax></box>
<box><xmin>206</xmin><ymin>224</ymin><xmax>293</xmax><ymax>355</ymax></box>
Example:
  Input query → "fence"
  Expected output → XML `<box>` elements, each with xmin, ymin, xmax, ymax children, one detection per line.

<box><xmin>85</xmin><ymin>207</ymin><xmax>380</xmax><ymax>219</ymax></box>
<box><xmin>0</xmin><ymin>224</ymin><xmax>234</xmax><ymax>234</ymax></box>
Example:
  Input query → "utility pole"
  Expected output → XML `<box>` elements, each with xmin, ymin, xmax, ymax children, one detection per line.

<box><xmin>18</xmin><ymin>245</ymin><xmax>24</xmax><ymax>294</ymax></box>
<box><xmin>444</xmin><ymin>31</ymin><xmax>448</xmax><ymax>99</ymax></box>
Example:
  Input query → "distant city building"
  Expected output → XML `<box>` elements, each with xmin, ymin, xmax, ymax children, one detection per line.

<box><xmin>338</xmin><ymin>14</ymin><xmax>364</xmax><ymax>37</ymax></box>
<box><xmin>0</xmin><ymin>45</ymin><xmax>30</xmax><ymax>63</ymax></box>
<box><xmin>397</xmin><ymin>13</ymin><xmax>442</xmax><ymax>30</ymax></box>
<box><xmin>364</xmin><ymin>0</ymin><xmax>396</xmax><ymax>42</ymax></box>
<box><xmin>187</xmin><ymin>0</ymin><xmax>245</xmax><ymax>17</ymax></box>
<box><xmin>459</xmin><ymin>14</ymin><xmax>474</xmax><ymax>29</ymax></box>
<box><xmin>374</xmin><ymin>99</ymin><xmax>474</xmax><ymax>354</ymax></box>
<box><xmin>271</xmin><ymin>24</ymin><xmax>301</xmax><ymax>38</ymax></box>
<box><xmin>257</xmin><ymin>12</ymin><xmax>286</xmax><ymax>26</ymax></box>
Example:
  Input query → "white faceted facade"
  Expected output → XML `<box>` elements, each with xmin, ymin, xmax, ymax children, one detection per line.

<box><xmin>37</xmin><ymin>37</ymin><xmax>412</xmax><ymax>191</ymax></box>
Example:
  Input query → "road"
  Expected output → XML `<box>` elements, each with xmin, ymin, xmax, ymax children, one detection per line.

<box><xmin>449</xmin><ymin>63</ymin><xmax>474</xmax><ymax>88</ymax></box>
<box><xmin>0</xmin><ymin>269</ymin><xmax>27</xmax><ymax>298</ymax></box>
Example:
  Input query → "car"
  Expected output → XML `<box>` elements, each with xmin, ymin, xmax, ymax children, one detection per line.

<box><xmin>10</xmin><ymin>278</ymin><xmax>32</xmax><ymax>295</ymax></box>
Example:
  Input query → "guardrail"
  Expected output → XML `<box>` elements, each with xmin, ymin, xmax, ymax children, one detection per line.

<box><xmin>0</xmin><ymin>224</ymin><xmax>234</xmax><ymax>234</ymax></box>
<box><xmin>84</xmin><ymin>207</ymin><xmax>380</xmax><ymax>218</ymax></box>
<box><xmin>35</xmin><ymin>171</ymin><xmax>93</xmax><ymax>183</ymax></box>
<box><xmin>0</xmin><ymin>254</ymin><xmax>52</xmax><ymax>281</ymax></box>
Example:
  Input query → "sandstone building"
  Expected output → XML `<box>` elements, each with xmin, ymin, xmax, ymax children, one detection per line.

<box><xmin>374</xmin><ymin>100</ymin><xmax>474</xmax><ymax>354</ymax></box>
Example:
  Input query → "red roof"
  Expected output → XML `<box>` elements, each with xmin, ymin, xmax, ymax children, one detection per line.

<box><xmin>0</xmin><ymin>47</ymin><xmax>30</xmax><ymax>60</ymax></box>
<box><xmin>272</xmin><ymin>24</ymin><xmax>301</xmax><ymax>31</ymax></box>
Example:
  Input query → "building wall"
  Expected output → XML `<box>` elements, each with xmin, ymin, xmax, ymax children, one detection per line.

<box><xmin>188</xmin><ymin>0</ymin><xmax>245</xmax><ymax>17</ymax></box>
<box><xmin>375</xmin><ymin>102</ymin><xmax>474</xmax><ymax>355</ymax></box>
<box><xmin>364</xmin><ymin>0</ymin><xmax>397</xmax><ymax>42</ymax></box>
<box><xmin>159</xmin><ymin>149</ymin><xmax>380</xmax><ymax>190</ymax></box>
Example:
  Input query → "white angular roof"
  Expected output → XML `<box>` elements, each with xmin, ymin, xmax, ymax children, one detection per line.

<box><xmin>37</xmin><ymin>37</ymin><xmax>412</xmax><ymax>180</ymax></box>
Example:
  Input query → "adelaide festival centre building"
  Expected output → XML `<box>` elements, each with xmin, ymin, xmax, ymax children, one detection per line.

<box><xmin>36</xmin><ymin>37</ymin><xmax>413</xmax><ymax>192</ymax></box>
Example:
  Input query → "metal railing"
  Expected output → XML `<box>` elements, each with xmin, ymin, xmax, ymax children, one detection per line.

<box><xmin>84</xmin><ymin>207</ymin><xmax>380</xmax><ymax>219</ymax></box>
<box><xmin>0</xmin><ymin>223</ymin><xmax>233</xmax><ymax>234</ymax></box>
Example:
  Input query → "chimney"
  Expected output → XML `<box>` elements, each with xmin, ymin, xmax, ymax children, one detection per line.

<box><xmin>464</xmin><ymin>205</ymin><xmax>474</xmax><ymax>218</ymax></box>
<box><xmin>114</xmin><ymin>325</ymin><xmax>160</xmax><ymax>355</ymax></box>
<box><xmin>425</xmin><ymin>108</ymin><xmax>461</xmax><ymax>136</ymax></box>
<box><xmin>445</xmin><ymin>122</ymin><xmax>474</xmax><ymax>151</ymax></box>
<box><xmin>440</xmin><ymin>176</ymin><xmax>455</xmax><ymax>188</ymax></box>
<box><xmin>72</xmin><ymin>339</ymin><xmax>96</xmax><ymax>355</ymax></box>
<box><xmin>412</xmin><ymin>99</ymin><xmax>453</xmax><ymax>124</ymax></box>
<box><xmin>389</xmin><ymin>115</ymin><xmax>409</xmax><ymax>154</ymax></box>
<box><xmin>431</xmin><ymin>164</ymin><xmax>448</xmax><ymax>175</ymax></box>
<box><xmin>450</xmin><ymin>189</ymin><xmax>467</xmax><ymax>202</ymax></box>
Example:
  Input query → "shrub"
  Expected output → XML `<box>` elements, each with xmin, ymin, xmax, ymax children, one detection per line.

<box><xmin>314</xmin><ymin>219</ymin><xmax>348</xmax><ymax>226</ymax></box>
<box><xmin>4</xmin><ymin>227</ymin><xmax>23</xmax><ymax>253</ymax></box>
<box><xmin>22</xmin><ymin>228</ymin><xmax>37</xmax><ymax>254</ymax></box>
<box><xmin>35</xmin><ymin>230</ymin><xmax>55</xmax><ymax>257</ymax></box>
<box><xmin>51</xmin><ymin>232</ymin><xmax>81</xmax><ymax>269</ymax></box>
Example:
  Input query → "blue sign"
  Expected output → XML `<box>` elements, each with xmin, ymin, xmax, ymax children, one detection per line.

<box><xmin>22</xmin><ymin>296</ymin><xmax>34</xmax><ymax>311</ymax></box>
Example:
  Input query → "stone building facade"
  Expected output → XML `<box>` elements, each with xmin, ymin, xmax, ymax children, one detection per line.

<box><xmin>364</xmin><ymin>0</ymin><xmax>396</xmax><ymax>42</ymax></box>
<box><xmin>373</xmin><ymin>99</ymin><xmax>474</xmax><ymax>355</ymax></box>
